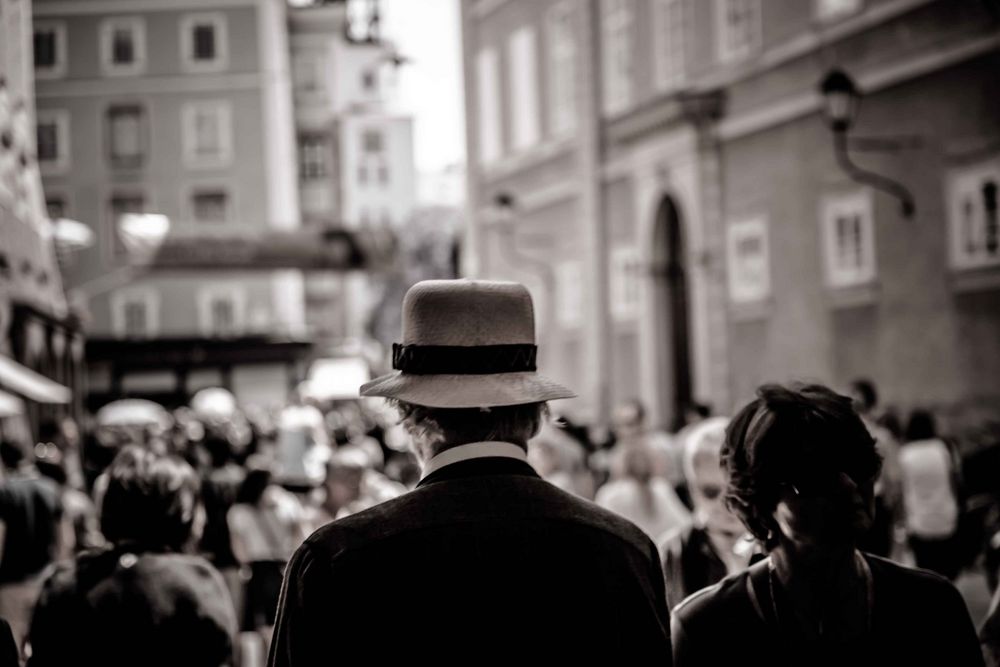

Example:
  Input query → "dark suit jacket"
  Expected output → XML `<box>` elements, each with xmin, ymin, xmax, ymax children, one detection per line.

<box><xmin>268</xmin><ymin>456</ymin><xmax>672</xmax><ymax>664</ymax></box>
<box><xmin>660</xmin><ymin>523</ymin><xmax>730</xmax><ymax>611</ymax></box>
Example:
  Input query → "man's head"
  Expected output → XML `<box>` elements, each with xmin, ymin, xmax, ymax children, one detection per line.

<box><xmin>612</xmin><ymin>399</ymin><xmax>646</xmax><ymax>440</ymax></box>
<box><xmin>324</xmin><ymin>445</ymin><xmax>369</xmax><ymax>510</ymax></box>
<box><xmin>722</xmin><ymin>383</ymin><xmax>881</xmax><ymax>551</ymax></box>
<box><xmin>100</xmin><ymin>445</ymin><xmax>203</xmax><ymax>552</ymax></box>
<box><xmin>390</xmin><ymin>400</ymin><xmax>547</xmax><ymax>463</ymax></box>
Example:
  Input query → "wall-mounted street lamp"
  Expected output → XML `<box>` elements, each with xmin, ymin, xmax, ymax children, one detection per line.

<box><xmin>820</xmin><ymin>69</ymin><xmax>916</xmax><ymax>218</ymax></box>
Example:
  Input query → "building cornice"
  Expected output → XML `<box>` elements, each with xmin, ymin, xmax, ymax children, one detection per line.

<box><xmin>35</xmin><ymin>73</ymin><xmax>261</xmax><ymax>98</ymax></box>
<box><xmin>718</xmin><ymin>31</ymin><xmax>1000</xmax><ymax>142</ymax></box>
<box><xmin>34</xmin><ymin>0</ymin><xmax>257</xmax><ymax>16</ymax></box>
<box><xmin>691</xmin><ymin>0</ymin><xmax>939</xmax><ymax>94</ymax></box>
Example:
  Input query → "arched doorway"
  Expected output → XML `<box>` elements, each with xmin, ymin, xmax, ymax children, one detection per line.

<box><xmin>652</xmin><ymin>196</ymin><xmax>693</xmax><ymax>430</ymax></box>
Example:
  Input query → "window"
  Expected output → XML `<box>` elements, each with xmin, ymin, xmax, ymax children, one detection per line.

<box><xmin>109</xmin><ymin>194</ymin><xmax>146</xmax><ymax>256</ymax></box>
<box><xmin>299</xmin><ymin>135</ymin><xmax>328</xmax><ymax>181</ymax></box>
<box><xmin>716</xmin><ymin>0</ymin><xmax>761</xmax><ymax>63</ymax></box>
<box><xmin>476</xmin><ymin>48</ymin><xmax>501</xmax><ymax>165</ymax></box>
<box><xmin>182</xmin><ymin>102</ymin><xmax>233</xmax><ymax>167</ymax></box>
<box><xmin>508</xmin><ymin>27</ymin><xmax>540</xmax><ymax>152</ymax></box>
<box><xmin>654</xmin><ymin>0</ymin><xmax>686</xmax><ymax>90</ymax></box>
<box><xmin>948</xmin><ymin>159</ymin><xmax>1000</xmax><ymax>270</ymax></box>
<box><xmin>727</xmin><ymin>217</ymin><xmax>770</xmax><ymax>302</ymax></box>
<box><xmin>34</xmin><ymin>22</ymin><xmax>67</xmax><ymax>79</ymax></box>
<box><xmin>359</xmin><ymin>208</ymin><xmax>371</xmax><ymax>226</ymax></box>
<box><xmin>816</xmin><ymin>0</ymin><xmax>863</xmax><ymax>21</ymax></box>
<box><xmin>357</xmin><ymin>164</ymin><xmax>368</xmax><ymax>184</ymax></box>
<box><xmin>362</xmin><ymin>129</ymin><xmax>383</xmax><ymax>153</ymax></box>
<box><xmin>380</xmin><ymin>209</ymin><xmax>392</xmax><ymax>226</ymax></box>
<box><xmin>180</xmin><ymin>13</ymin><xmax>228</xmax><ymax>72</ymax></box>
<box><xmin>821</xmin><ymin>191</ymin><xmax>876</xmax><ymax>287</ymax></box>
<box><xmin>191</xmin><ymin>189</ymin><xmax>230</xmax><ymax>223</ymax></box>
<box><xmin>546</xmin><ymin>3</ymin><xmax>576</xmax><ymax>138</ymax></box>
<box><xmin>601</xmin><ymin>0</ymin><xmax>633</xmax><ymax>116</ymax></box>
<box><xmin>107</xmin><ymin>105</ymin><xmax>146</xmax><ymax>169</ymax></box>
<box><xmin>610</xmin><ymin>246</ymin><xmax>641</xmax><ymax>320</ymax></box>
<box><xmin>556</xmin><ymin>261</ymin><xmax>583</xmax><ymax>328</ymax></box>
<box><xmin>361</xmin><ymin>70</ymin><xmax>377</xmax><ymax>92</ymax></box>
<box><xmin>100</xmin><ymin>17</ymin><xmax>146</xmax><ymax>75</ymax></box>
<box><xmin>377</xmin><ymin>164</ymin><xmax>389</xmax><ymax>185</ymax></box>
<box><xmin>112</xmin><ymin>289</ymin><xmax>159</xmax><ymax>338</ymax></box>
<box><xmin>36</xmin><ymin>110</ymin><xmax>70</xmax><ymax>173</ymax></box>
<box><xmin>198</xmin><ymin>287</ymin><xmax>244</xmax><ymax>337</ymax></box>
<box><xmin>293</xmin><ymin>53</ymin><xmax>324</xmax><ymax>95</ymax></box>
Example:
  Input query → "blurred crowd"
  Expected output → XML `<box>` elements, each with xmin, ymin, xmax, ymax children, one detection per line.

<box><xmin>1</xmin><ymin>376</ymin><xmax>999</xmax><ymax>665</ymax></box>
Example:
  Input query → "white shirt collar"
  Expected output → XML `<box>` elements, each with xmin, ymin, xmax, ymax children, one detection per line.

<box><xmin>420</xmin><ymin>441</ymin><xmax>528</xmax><ymax>480</ymax></box>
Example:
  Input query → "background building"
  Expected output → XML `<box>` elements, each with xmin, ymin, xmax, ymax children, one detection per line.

<box><xmin>289</xmin><ymin>0</ymin><xmax>416</xmax><ymax>351</ymax></box>
<box><xmin>33</xmin><ymin>0</ymin><xmax>309</xmax><ymax>410</ymax></box>
<box><xmin>0</xmin><ymin>0</ymin><xmax>79</xmax><ymax>441</ymax></box>
<box><xmin>461</xmin><ymin>0</ymin><xmax>1000</xmax><ymax>431</ymax></box>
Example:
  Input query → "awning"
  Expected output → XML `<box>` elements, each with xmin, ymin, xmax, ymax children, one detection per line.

<box><xmin>0</xmin><ymin>355</ymin><xmax>71</xmax><ymax>404</ymax></box>
<box><xmin>0</xmin><ymin>389</ymin><xmax>25</xmax><ymax>417</ymax></box>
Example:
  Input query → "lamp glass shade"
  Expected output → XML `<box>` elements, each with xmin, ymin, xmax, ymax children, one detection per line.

<box><xmin>820</xmin><ymin>69</ymin><xmax>859</xmax><ymax>131</ymax></box>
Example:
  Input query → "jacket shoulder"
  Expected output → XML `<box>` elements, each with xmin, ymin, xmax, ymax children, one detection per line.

<box><xmin>303</xmin><ymin>475</ymin><xmax>657</xmax><ymax>561</ymax></box>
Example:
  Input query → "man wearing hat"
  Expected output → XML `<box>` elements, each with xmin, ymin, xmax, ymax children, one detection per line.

<box><xmin>269</xmin><ymin>280</ymin><xmax>671</xmax><ymax>663</ymax></box>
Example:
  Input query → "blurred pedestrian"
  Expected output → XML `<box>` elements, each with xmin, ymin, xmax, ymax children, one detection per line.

<box><xmin>0</xmin><ymin>438</ymin><xmax>66</xmax><ymax>660</ymax></box>
<box><xmin>607</xmin><ymin>399</ymin><xmax>683</xmax><ymax>490</ymax></box>
<box><xmin>269</xmin><ymin>280</ymin><xmax>671</xmax><ymax>664</ymax></box>
<box><xmin>849</xmin><ymin>379</ymin><xmax>902</xmax><ymax>558</ymax></box>
<box><xmin>596</xmin><ymin>444</ymin><xmax>691</xmax><ymax>541</ymax></box>
<box><xmin>228</xmin><ymin>458</ymin><xmax>308</xmax><ymax>659</ymax></box>
<box><xmin>899</xmin><ymin>409</ymin><xmax>963</xmax><ymax>580</ymax></box>
<box><xmin>671</xmin><ymin>384</ymin><xmax>982</xmax><ymax>665</ymax></box>
<box><xmin>28</xmin><ymin>445</ymin><xmax>237</xmax><ymax>667</ymax></box>
<box><xmin>660</xmin><ymin>417</ymin><xmax>755</xmax><ymax>610</ymax></box>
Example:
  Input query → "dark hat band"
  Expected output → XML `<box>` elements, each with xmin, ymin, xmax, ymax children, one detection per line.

<box><xmin>392</xmin><ymin>343</ymin><xmax>537</xmax><ymax>375</ymax></box>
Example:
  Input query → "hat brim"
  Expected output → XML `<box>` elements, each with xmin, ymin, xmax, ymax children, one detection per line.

<box><xmin>359</xmin><ymin>372</ymin><xmax>576</xmax><ymax>408</ymax></box>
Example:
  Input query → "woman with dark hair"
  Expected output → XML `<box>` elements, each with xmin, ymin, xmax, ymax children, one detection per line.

<box><xmin>28</xmin><ymin>445</ymin><xmax>237</xmax><ymax>667</ymax></box>
<box><xmin>671</xmin><ymin>383</ymin><xmax>982</xmax><ymax>666</ymax></box>
<box><xmin>899</xmin><ymin>409</ymin><xmax>963</xmax><ymax>579</ymax></box>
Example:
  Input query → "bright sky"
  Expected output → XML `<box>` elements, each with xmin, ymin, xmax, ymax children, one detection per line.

<box><xmin>381</xmin><ymin>0</ymin><xmax>466</xmax><ymax>174</ymax></box>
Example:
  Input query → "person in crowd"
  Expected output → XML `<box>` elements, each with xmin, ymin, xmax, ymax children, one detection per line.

<box><xmin>671</xmin><ymin>383</ymin><xmax>982</xmax><ymax>665</ymax></box>
<box><xmin>28</xmin><ymin>445</ymin><xmax>237</xmax><ymax>667</ymax></box>
<box><xmin>33</xmin><ymin>442</ymin><xmax>104</xmax><ymax>554</ymax></box>
<box><xmin>660</xmin><ymin>416</ymin><xmax>755</xmax><ymax>610</ymax></box>
<box><xmin>899</xmin><ymin>408</ymin><xmax>963</xmax><ymax>580</ymax></box>
<box><xmin>269</xmin><ymin>280</ymin><xmax>671</xmax><ymax>664</ymax></box>
<box><xmin>606</xmin><ymin>399</ymin><xmax>682</xmax><ymax>491</ymax></box>
<box><xmin>228</xmin><ymin>458</ymin><xmax>308</xmax><ymax>660</ymax></box>
<box><xmin>198</xmin><ymin>432</ymin><xmax>247</xmax><ymax>637</ymax></box>
<box><xmin>528</xmin><ymin>418</ymin><xmax>596</xmax><ymax>499</ymax></box>
<box><xmin>849</xmin><ymin>378</ymin><xmax>902</xmax><ymax>558</ymax></box>
<box><xmin>596</xmin><ymin>443</ymin><xmax>691</xmax><ymax>541</ymax></box>
<box><xmin>0</xmin><ymin>437</ymin><xmax>67</xmax><ymax>661</ymax></box>
<box><xmin>313</xmin><ymin>445</ymin><xmax>369</xmax><ymax>525</ymax></box>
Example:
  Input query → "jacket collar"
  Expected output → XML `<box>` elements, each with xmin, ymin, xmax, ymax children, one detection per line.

<box><xmin>417</xmin><ymin>441</ymin><xmax>538</xmax><ymax>488</ymax></box>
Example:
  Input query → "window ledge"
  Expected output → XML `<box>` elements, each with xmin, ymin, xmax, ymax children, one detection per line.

<box><xmin>827</xmin><ymin>281</ymin><xmax>879</xmax><ymax>308</ymax></box>
<box><xmin>950</xmin><ymin>266</ymin><xmax>1000</xmax><ymax>294</ymax></box>
<box><xmin>729</xmin><ymin>298</ymin><xmax>771</xmax><ymax>322</ymax></box>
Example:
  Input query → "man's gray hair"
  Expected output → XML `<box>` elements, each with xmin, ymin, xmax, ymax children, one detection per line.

<box><xmin>390</xmin><ymin>400</ymin><xmax>548</xmax><ymax>456</ymax></box>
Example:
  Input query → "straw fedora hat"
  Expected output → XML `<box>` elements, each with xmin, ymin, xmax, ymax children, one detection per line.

<box><xmin>360</xmin><ymin>279</ymin><xmax>575</xmax><ymax>408</ymax></box>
